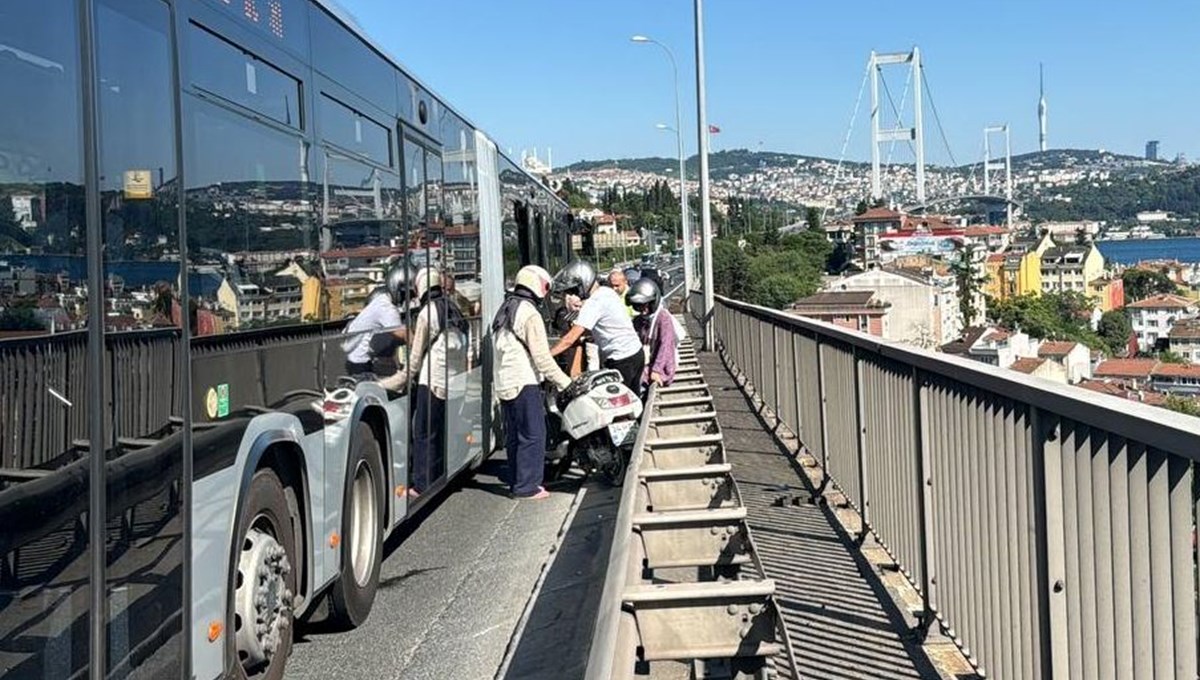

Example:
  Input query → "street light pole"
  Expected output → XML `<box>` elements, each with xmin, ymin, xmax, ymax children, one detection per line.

<box><xmin>693</xmin><ymin>0</ymin><xmax>715</xmax><ymax>350</ymax></box>
<box><xmin>631</xmin><ymin>35</ymin><xmax>693</xmax><ymax>296</ymax></box>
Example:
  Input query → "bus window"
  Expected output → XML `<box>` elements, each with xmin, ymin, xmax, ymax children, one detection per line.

<box><xmin>0</xmin><ymin>3</ymin><xmax>91</xmax><ymax>676</ymax></box>
<box><xmin>96</xmin><ymin>0</ymin><xmax>185</xmax><ymax>672</ymax></box>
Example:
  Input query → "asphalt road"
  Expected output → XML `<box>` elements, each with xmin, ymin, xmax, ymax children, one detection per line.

<box><xmin>285</xmin><ymin>453</ymin><xmax>589</xmax><ymax>680</ymax></box>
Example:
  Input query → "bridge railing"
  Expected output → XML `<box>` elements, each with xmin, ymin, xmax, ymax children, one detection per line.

<box><xmin>710</xmin><ymin>293</ymin><xmax>1199</xmax><ymax>680</ymax></box>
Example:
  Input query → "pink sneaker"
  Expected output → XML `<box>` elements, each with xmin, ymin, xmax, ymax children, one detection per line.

<box><xmin>518</xmin><ymin>486</ymin><xmax>550</xmax><ymax>500</ymax></box>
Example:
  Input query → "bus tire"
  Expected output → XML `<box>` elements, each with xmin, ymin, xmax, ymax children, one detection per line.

<box><xmin>232</xmin><ymin>468</ymin><xmax>297</xmax><ymax>680</ymax></box>
<box><xmin>329</xmin><ymin>422</ymin><xmax>385</xmax><ymax>629</ymax></box>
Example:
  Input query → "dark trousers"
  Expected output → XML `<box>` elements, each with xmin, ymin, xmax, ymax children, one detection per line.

<box><xmin>411</xmin><ymin>384</ymin><xmax>445</xmax><ymax>493</ymax></box>
<box><xmin>604</xmin><ymin>351</ymin><xmax>646</xmax><ymax>395</ymax></box>
<box><xmin>345</xmin><ymin>360</ymin><xmax>372</xmax><ymax>375</ymax></box>
<box><xmin>503</xmin><ymin>385</ymin><xmax>547</xmax><ymax>496</ymax></box>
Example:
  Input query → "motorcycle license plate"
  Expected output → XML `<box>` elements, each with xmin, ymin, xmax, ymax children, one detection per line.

<box><xmin>608</xmin><ymin>421</ymin><xmax>636</xmax><ymax>447</ymax></box>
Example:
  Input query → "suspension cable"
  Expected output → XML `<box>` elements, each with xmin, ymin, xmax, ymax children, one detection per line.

<box><xmin>921</xmin><ymin>66</ymin><xmax>958</xmax><ymax>167</ymax></box>
<box><xmin>879</xmin><ymin>74</ymin><xmax>917</xmax><ymax>162</ymax></box>
<box><xmin>820</xmin><ymin>57</ymin><xmax>871</xmax><ymax>224</ymax></box>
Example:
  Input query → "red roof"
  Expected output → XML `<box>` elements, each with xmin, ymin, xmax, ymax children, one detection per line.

<box><xmin>1095</xmin><ymin>358</ymin><xmax>1159</xmax><ymax>379</ymax></box>
<box><xmin>1126</xmin><ymin>294</ymin><xmax>1194</xmax><ymax>310</ymax></box>
<box><xmin>1077</xmin><ymin>380</ymin><xmax>1169</xmax><ymax>406</ymax></box>
<box><xmin>852</xmin><ymin>207</ymin><xmax>903</xmax><ymax>222</ymax></box>
<box><xmin>1038</xmin><ymin>341</ymin><xmax>1080</xmax><ymax>357</ymax></box>
<box><xmin>1010</xmin><ymin>358</ymin><xmax>1050</xmax><ymax>374</ymax></box>
<box><xmin>986</xmin><ymin>253</ymin><xmax>1007</xmax><ymax>264</ymax></box>
<box><xmin>1151</xmin><ymin>363</ymin><xmax>1200</xmax><ymax>378</ymax></box>
<box><xmin>320</xmin><ymin>246</ymin><xmax>399</xmax><ymax>260</ymax></box>
<box><xmin>964</xmin><ymin>225</ymin><xmax>1009</xmax><ymax>236</ymax></box>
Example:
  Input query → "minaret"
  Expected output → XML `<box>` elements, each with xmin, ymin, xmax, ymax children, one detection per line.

<box><xmin>1038</xmin><ymin>63</ymin><xmax>1048</xmax><ymax>152</ymax></box>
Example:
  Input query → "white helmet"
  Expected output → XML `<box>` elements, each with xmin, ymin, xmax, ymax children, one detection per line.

<box><xmin>414</xmin><ymin>266</ymin><xmax>443</xmax><ymax>301</ymax></box>
<box><xmin>514</xmin><ymin>265</ymin><xmax>553</xmax><ymax>299</ymax></box>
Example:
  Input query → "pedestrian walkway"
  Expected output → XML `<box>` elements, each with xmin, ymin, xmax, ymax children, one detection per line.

<box><xmin>698</xmin><ymin>348</ymin><xmax>945</xmax><ymax>680</ymax></box>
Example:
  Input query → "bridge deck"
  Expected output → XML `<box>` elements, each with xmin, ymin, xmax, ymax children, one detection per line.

<box><xmin>698</xmin><ymin>346</ymin><xmax>947</xmax><ymax>680</ymax></box>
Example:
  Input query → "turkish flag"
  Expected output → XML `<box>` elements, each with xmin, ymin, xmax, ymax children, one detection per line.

<box><xmin>708</xmin><ymin>124</ymin><xmax>721</xmax><ymax>134</ymax></box>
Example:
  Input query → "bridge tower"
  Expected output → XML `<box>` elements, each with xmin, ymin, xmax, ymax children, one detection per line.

<box><xmin>983</xmin><ymin>124</ymin><xmax>1013</xmax><ymax>228</ymax></box>
<box><xmin>1038</xmin><ymin>63</ymin><xmax>1048</xmax><ymax>153</ymax></box>
<box><xmin>870</xmin><ymin>48</ymin><xmax>925</xmax><ymax>204</ymax></box>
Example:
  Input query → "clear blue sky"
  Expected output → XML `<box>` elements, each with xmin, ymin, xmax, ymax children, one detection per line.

<box><xmin>337</xmin><ymin>0</ymin><xmax>1197</xmax><ymax>167</ymax></box>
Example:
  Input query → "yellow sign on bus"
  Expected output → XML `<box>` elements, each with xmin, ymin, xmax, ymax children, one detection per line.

<box><xmin>123</xmin><ymin>170</ymin><xmax>153</xmax><ymax>199</ymax></box>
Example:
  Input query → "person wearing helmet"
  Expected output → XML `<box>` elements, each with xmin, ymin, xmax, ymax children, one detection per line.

<box><xmin>550</xmin><ymin>260</ymin><xmax>645</xmax><ymax>394</ymax></box>
<box><xmin>341</xmin><ymin>263</ymin><xmax>414</xmax><ymax>375</ymax></box>
<box><xmin>492</xmin><ymin>265</ymin><xmax>572</xmax><ymax>499</ymax></box>
<box><xmin>381</xmin><ymin>265</ymin><xmax>467</xmax><ymax>495</ymax></box>
<box><xmin>627</xmin><ymin>278</ymin><xmax>678</xmax><ymax>389</ymax></box>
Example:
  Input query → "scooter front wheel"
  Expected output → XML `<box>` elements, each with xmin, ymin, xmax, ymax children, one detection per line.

<box><xmin>599</xmin><ymin>453</ymin><xmax>626</xmax><ymax>487</ymax></box>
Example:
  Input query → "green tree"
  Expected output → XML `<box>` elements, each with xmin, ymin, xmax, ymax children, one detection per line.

<box><xmin>1164</xmin><ymin>395</ymin><xmax>1200</xmax><ymax>417</ymax></box>
<box><xmin>751</xmin><ymin>273</ymin><xmax>809</xmax><ymax>309</ymax></box>
<box><xmin>1122</xmin><ymin>268</ymin><xmax>1178</xmax><ymax>301</ymax></box>
<box><xmin>711</xmin><ymin>239</ymin><xmax>752</xmax><ymax>300</ymax></box>
<box><xmin>989</xmin><ymin>292</ymin><xmax>1104</xmax><ymax>350</ymax></box>
<box><xmin>854</xmin><ymin>199</ymin><xmax>869</xmax><ymax>216</ymax></box>
<box><xmin>0</xmin><ymin>307</ymin><xmax>44</xmax><ymax>331</ymax></box>
<box><xmin>805</xmin><ymin>206</ymin><xmax>822</xmax><ymax>231</ymax></box>
<box><xmin>1159</xmin><ymin>350</ymin><xmax>1188</xmax><ymax>364</ymax></box>
<box><xmin>1097</xmin><ymin>310</ymin><xmax>1133</xmax><ymax>356</ymax></box>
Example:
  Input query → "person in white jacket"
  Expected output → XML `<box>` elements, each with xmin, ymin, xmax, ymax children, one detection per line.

<box><xmin>491</xmin><ymin>265</ymin><xmax>572</xmax><ymax>499</ymax></box>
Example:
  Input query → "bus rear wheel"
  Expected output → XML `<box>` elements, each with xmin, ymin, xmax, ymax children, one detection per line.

<box><xmin>232</xmin><ymin>469</ymin><xmax>297</xmax><ymax>680</ymax></box>
<box><xmin>329</xmin><ymin>422</ymin><xmax>385</xmax><ymax>629</ymax></box>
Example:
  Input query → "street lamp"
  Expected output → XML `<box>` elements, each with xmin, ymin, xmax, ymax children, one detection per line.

<box><xmin>631</xmin><ymin>34</ymin><xmax>694</xmax><ymax>295</ymax></box>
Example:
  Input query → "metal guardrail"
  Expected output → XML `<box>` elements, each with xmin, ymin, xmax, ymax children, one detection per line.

<box><xmin>585</xmin><ymin>329</ymin><xmax>794</xmax><ymax>680</ymax></box>
<box><xmin>711</xmin><ymin>293</ymin><xmax>1200</xmax><ymax>680</ymax></box>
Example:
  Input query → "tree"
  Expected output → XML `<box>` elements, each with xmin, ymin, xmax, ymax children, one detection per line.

<box><xmin>1159</xmin><ymin>350</ymin><xmax>1188</xmax><ymax>364</ymax></box>
<box><xmin>805</xmin><ymin>206</ymin><xmax>822</xmax><ymax>231</ymax></box>
<box><xmin>751</xmin><ymin>274</ymin><xmax>809</xmax><ymax>309</ymax></box>
<box><xmin>1097</xmin><ymin>310</ymin><xmax>1133</xmax><ymax>356</ymax></box>
<box><xmin>1164</xmin><ymin>395</ymin><xmax>1200</xmax><ymax>417</ymax></box>
<box><xmin>1122</xmin><ymin>268</ymin><xmax>1178</xmax><ymax>301</ymax></box>
<box><xmin>0</xmin><ymin>307</ymin><xmax>44</xmax><ymax>331</ymax></box>
<box><xmin>854</xmin><ymin>199</ymin><xmax>869</xmax><ymax>216</ymax></box>
<box><xmin>989</xmin><ymin>291</ymin><xmax>1105</xmax><ymax>350</ymax></box>
<box><xmin>952</xmin><ymin>248</ymin><xmax>986</xmax><ymax>326</ymax></box>
<box><xmin>711</xmin><ymin>239</ymin><xmax>752</xmax><ymax>300</ymax></box>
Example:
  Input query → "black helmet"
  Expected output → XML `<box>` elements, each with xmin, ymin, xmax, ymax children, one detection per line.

<box><xmin>551</xmin><ymin>260</ymin><xmax>597</xmax><ymax>299</ymax></box>
<box><xmin>384</xmin><ymin>264</ymin><xmax>415</xmax><ymax>305</ymax></box>
<box><xmin>626</xmin><ymin>277</ymin><xmax>660</xmax><ymax>314</ymax></box>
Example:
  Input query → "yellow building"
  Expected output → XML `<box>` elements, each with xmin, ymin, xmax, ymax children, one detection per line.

<box><xmin>985</xmin><ymin>249</ymin><xmax>1043</xmax><ymax>301</ymax></box>
<box><xmin>1039</xmin><ymin>241</ymin><xmax>1105</xmax><ymax>297</ymax></box>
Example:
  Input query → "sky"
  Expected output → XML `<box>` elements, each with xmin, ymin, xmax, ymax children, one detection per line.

<box><xmin>335</xmin><ymin>0</ymin><xmax>1199</xmax><ymax>167</ymax></box>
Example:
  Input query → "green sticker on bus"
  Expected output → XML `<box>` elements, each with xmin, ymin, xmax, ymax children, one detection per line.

<box><xmin>217</xmin><ymin>384</ymin><xmax>230</xmax><ymax>418</ymax></box>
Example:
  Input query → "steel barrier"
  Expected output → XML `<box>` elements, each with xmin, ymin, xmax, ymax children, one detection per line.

<box><xmin>711</xmin><ymin>293</ymin><xmax>1200</xmax><ymax>680</ymax></box>
<box><xmin>584</xmin><ymin>328</ymin><xmax>795</xmax><ymax>680</ymax></box>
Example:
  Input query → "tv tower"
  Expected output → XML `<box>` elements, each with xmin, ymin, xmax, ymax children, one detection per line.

<box><xmin>1038</xmin><ymin>63</ymin><xmax>1048</xmax><ymax>152</ymax></box>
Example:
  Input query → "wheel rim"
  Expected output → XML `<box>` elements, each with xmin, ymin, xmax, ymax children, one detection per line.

<box><xmin>349</xmin><ymin>459</ymin><xmax>378</xmax><ymax>587</ymax></box>
<box><xmin>235</xmin><ymin>520</ymin><xmax>294</xmax><ymax>673</ymax></box>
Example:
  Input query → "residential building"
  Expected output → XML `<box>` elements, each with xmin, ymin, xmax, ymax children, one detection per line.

<box><xmin>1010</xmin><ymin>357</ymin><xmax>1069</xmax><ymax>384</ymax></box>
<box><xmin>788</xmin><ymin>291</ymin><xmax>890</xmax><ymax>337</ymax></box>
<box><xmin>1038</xmin><ymin>221</ymin><xmax>1101</xmax><ymax>240</ymax></box>
<box><xmin>320</xmin><ymin>245</ymin><xmax>399</xmax><ymax>281</ymax></box>
<box><xmin>1040</xmin><ymin>242</ymin><xmax>1105</xmax><ymax>295</ymax></box>
<box><xmin>1037</xmin><ymin>341</ymin><xmax>1092</xmax><ymax>383</ymax></box>
<box><xmin>851</xmin><ymin>207</ymin><xmax>904</xmax><ymax>269</ymax></box>
<box><xmin>824</xmin><ymin>267</ymin><xmax>961</xmax><ymax>348</ymax></box>
<box><xmin>940</xmin><ymin>326</ymin><xmax>1039</xmax><ymax>369</ymax></box>
<box><xmin>964</xmin><ymin>328</ymin><xmax>1038</xmax><ymax>369</ymax></box>
<box><xmin>1087</xmin><ymin>276</ymin><xmax>1125</xmax><ymax>312</ymax></box>
<box><xmin>444</xmin><ymin>224</ymin><xmax>480</xmax><ymax>277</ymax></box>
<box><xmin>963</xmin><ymin>225</ymin><xmax>1011</xmax><ymax>253</ymax></box>
<box><xmin>1093</xmin><ymin>358</ymin><xmax>1159</xmax><ymax>390</ymax></box>
<box><xmin>1126</xmin><ymin>293</ymin><xmax>1198</xmax><ymax>352</ymax></box>
<box><xmin>1077</xmin><ymin>379</ymin><xmax>1168</xmax><ymax>407</ymax></box>
<box><xmin>1150</xmin><ymin>363</ymin><xmax>1200</xmax><ymax>397</ymax></box>
<box><xmin>1167</xmin><ymin>320</ymin><xmax>1200</xmax><ymax>363</ymax></box>
<box><xmin>216</xmin><ymin>276</ymin><xmax>304</xmax><ymax>329</ymax></box>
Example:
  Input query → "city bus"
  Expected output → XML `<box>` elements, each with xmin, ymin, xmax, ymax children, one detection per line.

<box><xmin>0</xmin><ymin>1</ymin><xmax>585</xmax><ymax>678</ymax></box>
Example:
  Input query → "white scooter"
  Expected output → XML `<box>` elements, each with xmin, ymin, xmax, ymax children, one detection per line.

<box><xmin>545</xmin><ymin>370</ymin><xmax>643</xmax><ymax>486</ymax></box>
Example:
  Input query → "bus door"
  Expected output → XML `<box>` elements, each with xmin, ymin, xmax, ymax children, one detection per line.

<box><xmin>401</xmin><ymin>131</ymin><xmax>449</xmax><ymax>495</ymax></box>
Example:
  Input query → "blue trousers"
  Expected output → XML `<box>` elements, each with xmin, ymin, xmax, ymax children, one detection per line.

<box><xmin>503</xmin><ymin>385</ymin><xmax>547</xmax><ymax>496</ymax></box>
<box><xmin>412</xmin><ymin>384</ymin><xmax>444</xmax><ymax>493</ymax></box>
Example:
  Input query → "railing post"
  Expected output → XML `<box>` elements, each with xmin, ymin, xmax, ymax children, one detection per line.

<box><xmin>852</xmin><ymin>347</ymin><xmax>869</xmax><ymax>542</ymax></box>
<box><xmin>791</xmin><ymin>332</ymin><xmax>803</xmax><ymax>445</ymax></box>
<box><xmin>815</xmin><ymin>337</ymin><xmax>831</xmax><ymax>490</ymax></box>
<box><xmin>913</xmin><ymin>366</ymin><xmax>935</xmax><ymax>638</ymax></box>
<box><xmin>1033</xmin><ymin>407</ymin><xmax>1069</xmax><ymax>679</ymax></box>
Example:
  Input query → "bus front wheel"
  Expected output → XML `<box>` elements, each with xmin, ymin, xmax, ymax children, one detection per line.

<box><xmin>232</xmin><ymin>468</ymin><xmax>297</xmax><ymax>680</ymax></box>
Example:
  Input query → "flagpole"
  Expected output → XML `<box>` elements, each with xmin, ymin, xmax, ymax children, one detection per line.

<box><xmin>695</xmin><ymin>0</ymin><xmax>715</xmax><ymax>350</ymax></box>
